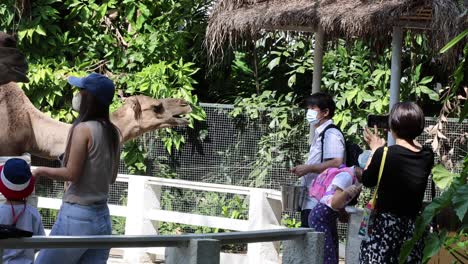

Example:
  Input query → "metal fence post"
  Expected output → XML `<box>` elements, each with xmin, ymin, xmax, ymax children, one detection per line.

<box><xmin>124</xmin><ymin>176</ymin><xmax>161</xmax><ymax>262</ymax></box>
<box><xmin>282</xmin><ymin>231</ymin><xmax>325</xmax><ymax>264</ymax></box>
<box><xmin>247</xmin><ymin>189</ymin><xmax>283</xmax><ymax>264</ymax></box>
<box><xmin>388</xmin><ymin>26</ymin><xmax>403</xmax><ymax>146</ymax></box>
<box><xmin>165</xmin><ymin>239</ymin><xmax>221</xmax><ymax>264</ymax></box>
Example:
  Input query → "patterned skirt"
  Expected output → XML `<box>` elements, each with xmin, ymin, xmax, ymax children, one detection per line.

<box><xmin>308</xmin><ymin>203</ymin><xmax>339</xmax><ymax>264</ymax></box>
<box><xmin>359</xmin><ymin>212</ymin><xmax>425</xmax><ymax>264</ymax></box>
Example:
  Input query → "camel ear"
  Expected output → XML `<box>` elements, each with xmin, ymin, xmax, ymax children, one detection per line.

<box><xmin>126</xmin><ymin>97</ymin><xmax>141</xmax><ymax>120</ymax></box>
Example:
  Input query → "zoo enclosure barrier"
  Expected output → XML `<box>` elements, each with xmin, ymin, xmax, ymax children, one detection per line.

<box><xmin>0</xmin><ymin>229</ymin><xmax>325</xmax><ymax>264</ymax></box>
<box><xmin>34</xmin><ymin>172</ymin><xmax>294</xmax><ymax>263</ymax></box>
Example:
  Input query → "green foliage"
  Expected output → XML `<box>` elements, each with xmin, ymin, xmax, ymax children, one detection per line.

<box><xmin>231</xmin><ymin>51</ymin><xmax>272</xmax><ymax>97</ymax></box>
<box><xmin>0</xmin><ymin>0</ymin><xmax>209</xmax><ymax>172</ymax></box>
<box><xmin>399</xmin><ymin>159</ymin><xmax>467</xmax><ymax>264</ymax></box>
<box><xmin>111</xmin><ymin>215</ymin><xmax>126</xmax><ymax>235</ymax></box>
<box><xmin>281</xmin><ymin>214</ymin><xmax>301</xmax><ymax>228</ymax></box>
<box><xmin>322</xmin><ymin>39</ymin><xmax>438</xmax><ymax>141</ymax></box>
<box><xmin>231</xmin><ymin>90</ymin><xmax>306</xmax><ymax>186</ymax></box>
<box><xmin>399</xmin><ymin>31</ymin><xmax>468</xmax><ymax>264</ymax></box>
<box><xmin>221</xmin><ymin>195</ymin><xmax>248</xmax><ymax>220</ymax></box>
<box><xmin>37</xmin><ymin>208</ymin><xmax>59</xmax><ymax>229</ymax></box>
<box><xmin>438</xmin><ymin>29</ymin><xmax>468</xmax><ymax>122</ymax></box>
<box><xmin>432</xmin><ymin>164</ymin><xmax>459</xmax><ymax>190</ymax></box>
<box><xmin>111</xmin><ymin>195</ymin><xmax>127</xmax><ymax>235</ymax></box>
<box><xmin>267</xmin><ymin>37</ymin><xmax>313</xmax><ymax>89</ymax></box>
<box><xmin>120</xmin><ymin>59</ymin><xmax>205</xmax><ymax>155</ymax></box>
<box><xmin>158</xmin><ymin>192</ymin><xmax>248</xmax><ymax>252</ymax></box>
<box><xmin>322</xmin><ymin>40</ymin><xmax>390</xmax><ymax>140</ymax></box>
<box><xmin>422</xmin><ymin>231</ymin><xmax>447</xmax><ymax>263</ymax></box>
<box><xmin>401</xmin><ymin>64</ymin><xmax>439</xmax><ymax>102</ymax></box>
<box><xmin>226</xmin><ymin>33</ymin><xmax>314</xmax><ymax>103</ymax></box>
<box><xmin>440</xmin><ymin>29</ymin><xmax>468</xmax><ymax>54</ymax></box>
<box><xmin>121</xmin><ymin>140</ymin><xmax>148</xmax><ymax>174</ymax></box>
<box><xmin>230</xmin><ymin>36</ymin><xmax>440</xmax><ymax>188</ymax></box>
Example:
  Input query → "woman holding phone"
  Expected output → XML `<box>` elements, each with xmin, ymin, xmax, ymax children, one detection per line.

<box><xmin>359</xmin><ymin>102</ymin><xmax>434</xmax><ymax>263</ymax></box>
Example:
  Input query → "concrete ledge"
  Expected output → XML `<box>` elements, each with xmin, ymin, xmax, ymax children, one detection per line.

<box><xmin>282</xmin><ymin>232</ymin><xmax>325</xmax><ymax>264</ymax></box>
<box><xmin>165</xmin><ymin>239</ymin><xmax>221</xmax><ymax>264</ymax></box>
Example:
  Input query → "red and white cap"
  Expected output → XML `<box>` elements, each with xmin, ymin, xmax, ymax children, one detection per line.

<box><xmin>0</xmin><ymin>158</ymin><xmax>35</xmax><ymax>200</ymax></box>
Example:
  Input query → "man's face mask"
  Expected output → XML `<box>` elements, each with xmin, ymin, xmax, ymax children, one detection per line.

<box><xmin>306</xmin><ymin>109</ymin><xmax>321</xmax><ymax>125</ymax></box>
<box><xmin>72</xmin><ymin>93</ymin><xmax>81</xmax><ymax>112</ymax></box>
<box><xmin>358</xmin><ymin>150</ymin><xmax>372</xmax><ymax>169</ymax></box>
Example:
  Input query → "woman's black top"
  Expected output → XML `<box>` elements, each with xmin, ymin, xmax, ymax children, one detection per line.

<box><xmin>362</xmin><ymin>145</ymin><xmax>434</xmax><ymax>218</ymax></box>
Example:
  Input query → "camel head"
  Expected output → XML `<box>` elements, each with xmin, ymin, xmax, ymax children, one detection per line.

<box><xmin>0</xmin><ymin>32</ymin><xmax>29</xmax><ymax>85</ymax></box>
<box><xmin>112</xmin><ymin>95</ymin><xmax>192</xmax><ymax>142</ymax></box>
<box><xmin>0</xmin><ymin>32</ymin><xmax>17</xmax><ymax>47</ymax></box>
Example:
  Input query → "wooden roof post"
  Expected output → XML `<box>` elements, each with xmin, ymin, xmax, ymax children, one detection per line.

<box><xmin>312</xmin><ymin>26</ymin><xmax>324</xmax><ymax>94</ymax></box>
<box><xmin>388</xmin><ymin>26</ymin><xmax>403</xmax><ymax>146</ymax></box>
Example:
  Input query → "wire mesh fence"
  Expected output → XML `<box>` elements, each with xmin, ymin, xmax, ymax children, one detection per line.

<box><xmin>31</xmin><ymin>103</ymin><xmax>467</xmax><ymax>242</ymax></box>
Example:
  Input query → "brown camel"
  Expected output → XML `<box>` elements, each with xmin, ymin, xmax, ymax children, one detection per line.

<box><xmin>0</xmin><ymin>32</ymin><xmax>191</xmax><ymax>159</ymax></box>
<box><xmin>0</xmin><ymin>82</ymin><xmax>192</xmax><ymax>159</ymax></box>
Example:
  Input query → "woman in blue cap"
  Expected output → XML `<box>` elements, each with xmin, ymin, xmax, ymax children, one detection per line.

<box><xmin>34</xmin><ymin>73</ymin><xmax>121</xmax><ymax>264</ymax></box>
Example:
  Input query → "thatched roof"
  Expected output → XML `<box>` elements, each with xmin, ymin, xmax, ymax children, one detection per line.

<box><xmin>206</xmin><ymin>0</ymin><xmax>466</xmax><ymax>62</ymax></box>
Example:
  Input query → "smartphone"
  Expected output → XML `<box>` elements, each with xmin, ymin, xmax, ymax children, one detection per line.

<box><xmin>367</xmin><ymin>115</ymin><xmax>389</xmax><ymax>129</ymax></box>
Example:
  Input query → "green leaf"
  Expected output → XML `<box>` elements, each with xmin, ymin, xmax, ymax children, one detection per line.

<box><xmin>414</xmin><ymin>64</ymin><xmax>421</xmax><ymax>80</ymax></box>
<box><xmin>126</xmin><ymin>5</ymin><xmax>136</xmax><ymax>22</ymax></box>
<box><xmin>422</xmin><ymin>232</ymin><xmax>446</xmax><ymax>263</ymax></box>
<box><xmin>267</xmin><ymin>57</ymin><xmax>281</xmax><ymax>70</ymax></box>
<box><xmin>287</xmin><ymin>74</ymin><xmax>296</xmax><ymax>88</ymax></box>
<box><xmin>452</xmin><ymin>184</ymin><xmax>468</xmax><ymax>222</ymax></box>
<box><xmin>440</xmin><ymin>29</ymin><xmax>468</xmax><ymax>54</ymax></box>
<box><xmin>35</xmin><ymin>25</ymin><xmax>47</xmax><ymax>36</ymax></box>
<box><xmin>346</xmin><ymin>89</ymin><xmax>359</xmax><ymax>104</ymax></box>
<box><xmin>419</xmin><ymin>86</ymin><xmax>438</xmax><ymax>101</ymax></box>
<box><xmin>416</xmin><ymin>34</ymin><xmax>422</xmax><ymax>46</ymax></box>
<box><xmin>419</xmin><ymin>76</ymin><xmax>433</xmax><ymax>85</ymax></box>
<box><xmin>428</xmin><ymin>92</ymin><xmax>439</xmax><ymax>101</ymax></box>
<box><xmin>399</xmin><ymin>193</ymin><xmax>452</xmax><ymax>264</ymax></box>
<box><xmin>400</xmin><ymin>232</ymin><xmax>418</xmax><ymax>264</ymax></box>
<box><xmin>372</xmin><ymin>69</ymin><xmax>386</xmax><ymax>83</ymax></box>
<box><xmin>296</xmin><ymin>66</ymin><xmax>305</xmax><ymax>74</ymax></box>
<box><xmin>432</xmin><ymin>165</ymin><xmax>458</xmax><ymax>189</ymax></box>
<box><xmin>233</xmin><ymin>59</ymin><xmax>253</xmax><ymax>74</ymax></box>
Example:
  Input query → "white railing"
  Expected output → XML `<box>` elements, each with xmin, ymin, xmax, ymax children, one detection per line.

<box><xmin>36</xmin><ymin>174</ymin><xmax>285</xmax><ymax>263</ymax></box>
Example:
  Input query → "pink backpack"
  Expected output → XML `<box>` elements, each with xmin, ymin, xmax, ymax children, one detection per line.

<box><xmin>309</xmin><ymin>165</ymin><xmax>356</xmax><ymax>200</ymax></box>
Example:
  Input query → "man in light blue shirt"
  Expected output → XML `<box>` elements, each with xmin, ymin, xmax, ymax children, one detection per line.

<box><xmin>290</xmin><ymin>92</ymin><xmax>345</xmax><ymax>227</ymax></box>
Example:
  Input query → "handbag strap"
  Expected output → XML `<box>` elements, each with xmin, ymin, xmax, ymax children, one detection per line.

<box><xmin>369</xmin><ymin>147</ymin><xmax>388</xmax><ymax>208</ymax></box>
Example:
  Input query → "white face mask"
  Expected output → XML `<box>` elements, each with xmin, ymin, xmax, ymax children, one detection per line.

<box><xmin>72</xmin><ymin>93</ymin><xmax>81</xmax><ymax>112</ymax></box>
<box><xmin>306</xmin><ymin>109</ymin><xmax>321</xmax><ymax>125</ymax></box>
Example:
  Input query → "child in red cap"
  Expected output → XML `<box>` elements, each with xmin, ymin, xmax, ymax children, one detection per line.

<box><xmin>0</xmin><ymin>158</ymin><xmax>45</xmax><ymax>264</ymax></box>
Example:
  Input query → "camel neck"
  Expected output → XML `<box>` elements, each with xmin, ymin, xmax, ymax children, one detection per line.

<box><xmin>29</xmin><ymin>107</ymin><xmax>71</xmax><ymax>159</ymax></box>
<box><xmin>110</xmin><ymin>108</ymin><xmax>139</xmax><ymax>143</ymax></box>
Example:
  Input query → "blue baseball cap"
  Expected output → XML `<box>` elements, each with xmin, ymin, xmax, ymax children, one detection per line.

<box><xmin>68</xmin><ymin>73</ymin><xmax>115</xmax><ymax>106</ymax></box>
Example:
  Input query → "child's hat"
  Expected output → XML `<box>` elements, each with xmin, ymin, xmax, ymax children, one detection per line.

<box><xmin>0</xmin><ymin>158</ymin><xmax>34</xmax><ymax>200</ymax></box>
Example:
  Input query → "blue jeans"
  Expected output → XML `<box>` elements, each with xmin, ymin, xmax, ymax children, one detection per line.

<box><xmin>36</xmin><ymin>202</ymin><xmax>112</xmax><ymax>264</ymax></box>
